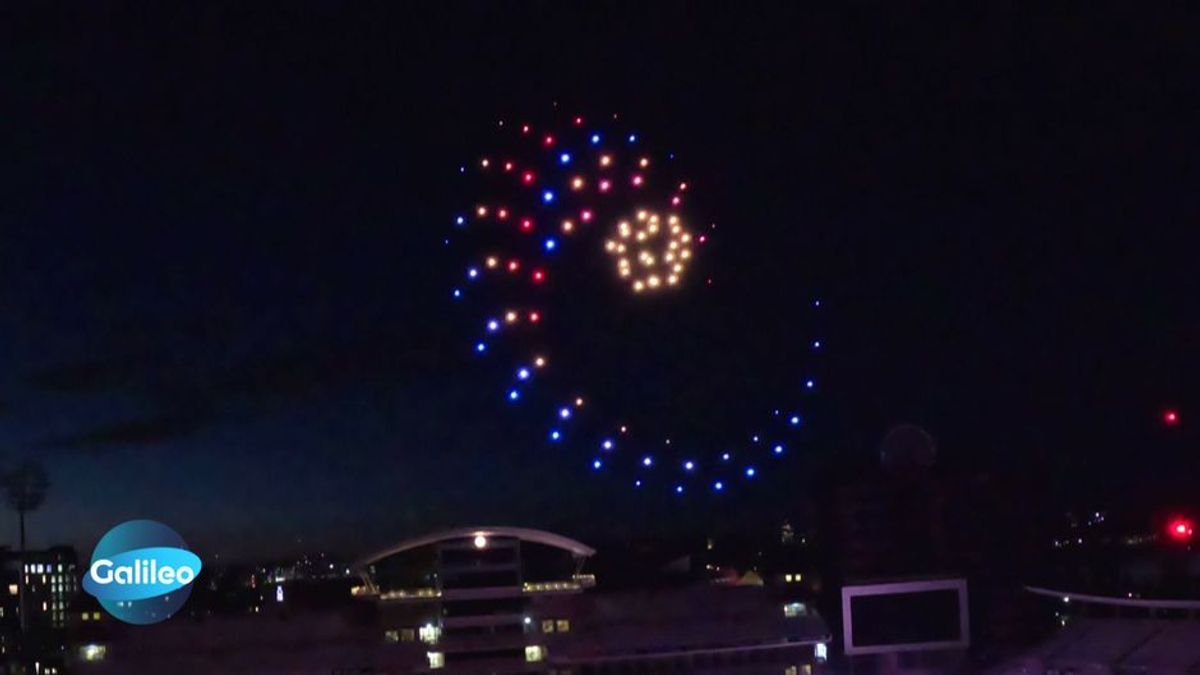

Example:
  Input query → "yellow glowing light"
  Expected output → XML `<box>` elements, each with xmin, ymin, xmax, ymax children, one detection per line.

<box><xmin>600</xmin><ymin>155</ymin><xmax>612</xmax><ymax>167</ymax></box>
<box><xmin>571</xmin><ymin>177</ymin><xmax>585</xmax><ymax>190</ymax></box>
<box><xmin>639</xmin><ymin>157</ymin><xmax>650</xmax><ymax>168</ymax></box>
<box><xmin>562</xmin><ymin>220</ymin><xmax>575</xmax><ymax>233</ymax></box>
<box><xmin>604</xmin><ymin>209</ymin><xmax>696</xmax><ymax>294</ymax></box>
<box><xmin>480</xmin><ymin>158</ymin><xmax>490</xmax><ymax>168</ymax></box>
<box><xmin>505</xmin><ymin>311</ymin><xmax>518</xmax><ymax>323</ymax></box>
<box><xmin>534</xmin><ymin>356</ymin><xmax>546</xmax><ymax>367</ymax></box>
<box><xmin>476</xmin><ymin>206</ymin><xmax>488</xmax><ymax>217</ymax></box>
<box><xmin>485</xmin><ymin>257</ymin><xmax>498</xmax><ymax>268</ymax></box>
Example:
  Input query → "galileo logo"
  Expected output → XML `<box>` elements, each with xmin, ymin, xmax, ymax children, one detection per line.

<box><xmin>82</xmin><ymin>520</ymin><xmax>201</xmax><ymax>625</ymax></box>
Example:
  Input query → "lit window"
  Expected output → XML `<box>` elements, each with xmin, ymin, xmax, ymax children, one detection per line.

<box><xmin>784</xmin><ymin>574</ymin><xmax>793</xmax><ymax>582</ymax></box>
<box><xmin>427</xmin><ymin>651</ymin><xmax>445</xmax><ymax>669</ymax></box>
<box><xmin>542</xmin><ymin>619</ymin><xmax>555</xmax><ymax>633</ymax></box>
<box><xmin>783</xmin><ymin>602</ymin><xmax>807</xmax><ymax>618</ymax></box>
<box><xmin>93</xmin><ymin>612</ymin><xmax>101</xmax><ymax>621</ymax></box>
<box><xmin>786</xmin><ymin>667</ymin><xmax>798</xmax><ymax>675</ymax></box>
<box><xmin>418</xmin><ymin>623</ymin><xmax>440</xmax><ymax>644</ymax></box>
<box><xmin>81</xmin><ymin>612</ymin><xmax>89</xmax><ymax>622</ymax></box>
<box><xmin>80</xmin><ymin>644</ymin><xmax>107</xmax><ymax>662</ymax></box>
<box><xmin>383</xmin><ymin>630</ymin><xmax>399</xmax><ymax>643</ymax></box>
<box><xmin>525</xmin><ymin>645</ymin><xmax>546</xmax><ymax>663</ymax></box>
<box><xmin>6</xmin><ymin>585</ymin><xmax>15</xmax><ymax>596</ymax></box>
<box><xmin>814</xmin><ymin>642</ymin><xmax>828</xmax><ymax>662</ymax></box>
<box><xmin>555</xmin><ymin>619</ymin><xmax>570</xmax><ymax>633</ymax></box>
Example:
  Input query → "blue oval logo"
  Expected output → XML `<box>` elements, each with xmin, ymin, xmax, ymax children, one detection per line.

<box><xmin>83</xmin><ymin>520</ymin><xmax>201</xmax><ymax>624</ymax></box>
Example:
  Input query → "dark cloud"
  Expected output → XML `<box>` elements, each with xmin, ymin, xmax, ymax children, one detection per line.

<box><xmin>24</xmin><ymin>360</ymin><xmax>140</xmax><ymax>393</ymax></box>
<box><xmin>38</xmin><ymin>415</ymin><xmax>206</xmax><ymax>452</ymax></box>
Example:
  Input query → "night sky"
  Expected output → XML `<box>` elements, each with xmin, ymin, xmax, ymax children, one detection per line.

<box><xmin>4</xmin><ymin>3</ymin><xmax>1197</xmax><ymax>560</ymax></box>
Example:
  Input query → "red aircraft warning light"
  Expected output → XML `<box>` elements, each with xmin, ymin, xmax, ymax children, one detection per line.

<box><xmin>1167</xmin><ymin>517</ymin><xmax>1194</xmax><ymax>542</ymax></box>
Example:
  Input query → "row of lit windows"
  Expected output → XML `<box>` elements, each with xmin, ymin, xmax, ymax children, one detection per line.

<box><xmin>541</xmin><ymin>618</ymin><xmax>571</xmax><ymax>634</ymax></box>
<box><xmin>81</xmin><ymin>612</ymin><xmax>103</xmax><ymax>622</ymax></box>
<box><xmin>384</xmin><ymin>623</ymin><xmax>440</xmax><ymax>645</ymax></box>
<box><xmin>23</xmin><ymin>563</ymin><xmax>73</xmax><ymax>574</ymax></box>
<box><xmin>425</xmin><ymin>645</ymin><xmax>545</xmax><ymax>670</ymax></box>
<box><xmin>783</xmin><ymin>573</ymin><xmax>803</xmax><ymax>583</ymax></box>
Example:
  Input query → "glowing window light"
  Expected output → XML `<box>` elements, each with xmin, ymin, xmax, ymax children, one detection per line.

<box><xmin>542</xmin><ymin>190</ymin><xmax>555</xmax><ymax>204</ymax></box>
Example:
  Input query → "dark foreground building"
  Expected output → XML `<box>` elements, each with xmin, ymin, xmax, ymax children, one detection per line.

<box><xmin>75</xmin><ymin>526</ymin><xmax>831</xmax><ymax>674</ymax></box>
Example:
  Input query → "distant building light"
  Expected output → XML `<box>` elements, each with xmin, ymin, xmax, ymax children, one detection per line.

<box><xmin>275</xmin><ymin>586</ymin><xmax>284</xmax><ymax>603</ymax></box>
<box><xmin>473</xmin><ymin>535</ymin><xmax>488</xmax><ymax>549</ymax></box>
<box><xmin>525</xmin><ymin>645</ymin><xmax>545</xmax><ymax>663</ymax></box>
<box><xmin>80</xmin><ymin>644</ymin><xmax>107</xmax><ymax>662</ymax></box>
<box><xmin>815</xmin><ymin>642</ymin><xmax>828</xmax><ymax>662</ymax></box>
<box><xmin>427</xmin><ymin>651</ymin><xmax>445</xmax><ymax>669</ymax></box>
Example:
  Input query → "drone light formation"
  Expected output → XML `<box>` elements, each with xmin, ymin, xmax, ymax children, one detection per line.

<box><xmin>446</xmin><ymin>109</ymin><xmax>824</xmax><ymax>495</ymax></box>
